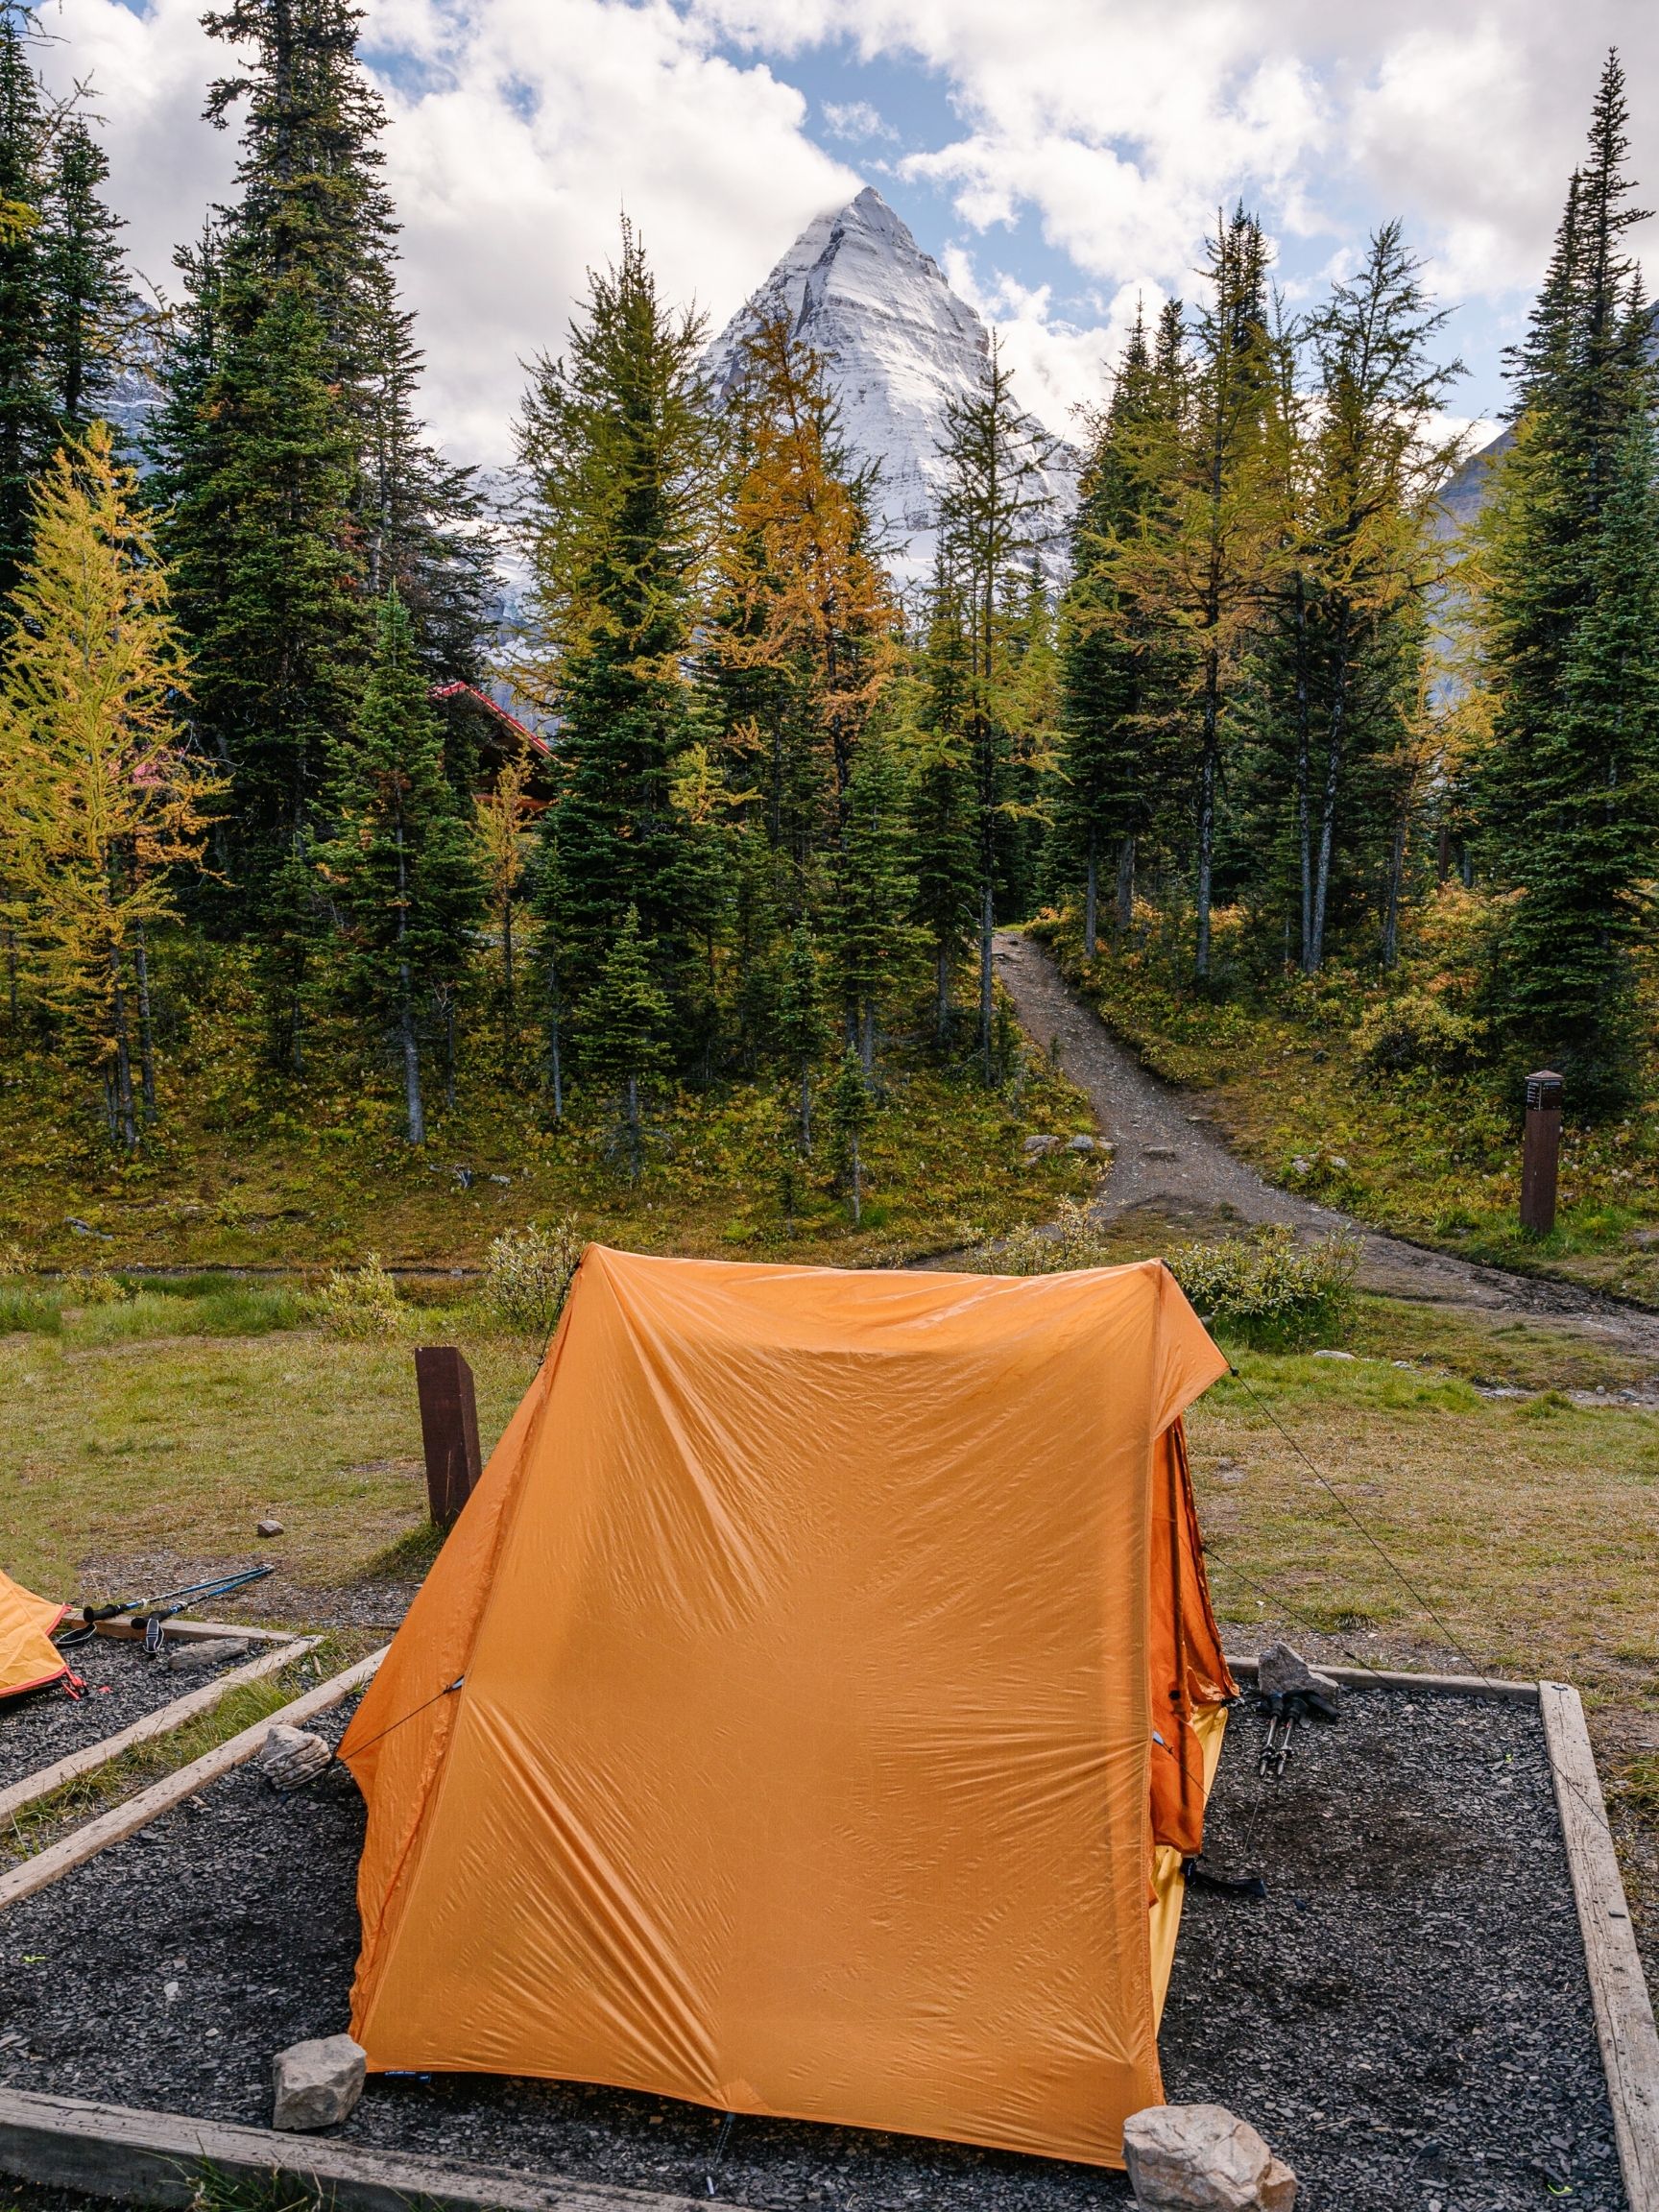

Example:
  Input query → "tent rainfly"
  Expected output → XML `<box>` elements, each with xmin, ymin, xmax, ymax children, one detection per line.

<box><xmin>0</xmin><ymin>1570</ymin><xmax>68</xmax><ymax>1701</ymax></box>
<box><xmin>342</xmin><ymin>1246</ymin><xmax>1237</xmax><ymax>2170</ymax></box>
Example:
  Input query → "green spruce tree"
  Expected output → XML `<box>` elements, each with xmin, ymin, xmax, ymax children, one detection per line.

<box><xmin>38</xmin><ymin>117</ymin><xmax>128</xmax><ymax>438</ymax></box>
<box><xmin>576</xmin><ymin>904</ymin><xmax>672</xmax><ymax>1182</ymax></box>
<box><xmin>517</xmin><ymin>221</ymin><xmax>722</xmax><ymax>1037</ymax></box>
<box><xmin>1475</xmin><ymin>50</ymin><xmax>1659</xmax><ymax>1104</ymax></box>
<box><xmin>319</xmin><ymin>587</ymin><xmax>482</xmax><ymax>1143</ymax></box>
<box><xmin>0</xmin><ymin>9</ymin><xmax>53</xmax><ymax>601</ymax></box>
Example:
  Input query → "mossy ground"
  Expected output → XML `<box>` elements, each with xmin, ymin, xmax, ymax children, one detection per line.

<box><xmin>0</xmin><ymin>948</ymin><xmax>1098</xmax><ymax>1275</ymax></box>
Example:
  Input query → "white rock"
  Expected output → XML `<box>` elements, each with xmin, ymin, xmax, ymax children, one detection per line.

<box><xmin>257</xmin><ymin>1723</ymin><xmax>332</xmax><ymax>1792</ymax></box>
<box><xmin>1123</xmin><ymin>2104</ymin><xmax>1296</xmax><ymax>2211</ymax></box>
<box><xmin>1256</xmin><ymin>1643</ymin><xmax>1341</xmax><ymax>1716</ymax></box>
<box><xmin>1022</xmin><ymin>1134</ymin><xmax>1062</xmax><ymax>1157</ymax></box>
<box><xmin>1068</xmin><ymin>1134</ymin><xmax>1097</xmax><ymax>1152</ymax></box>
<box><xmin>271</xmin><ymin>2033</ymin><xmax>366</xmax><ymax>2131</ymax></box>
<box><xmin>1310</xmin><ymin>1349</ymin><xmax>1355</xmax><ymax>1361</ymax></box>
<box><xmin>160</xmin><ymin>1636</ymin><xmax>249</xmax><ymax>1672</ymax></box>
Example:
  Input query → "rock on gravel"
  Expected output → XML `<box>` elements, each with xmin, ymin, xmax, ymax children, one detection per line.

<box><xmin>1122</xmin><ymin>2104</ymin><xmax>1295</xmax><ymax>2210</ymax></box>
<box><xmin>272</xmin><ymin>2033</ymin><xmax>365</xmax><ymax>2130</ymax></box>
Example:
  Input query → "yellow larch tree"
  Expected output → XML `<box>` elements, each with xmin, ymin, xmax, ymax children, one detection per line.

<box><xmin>0</xmin><ymin>423</ymin><xmax>220</xmax><ymax>1145</ymax></box>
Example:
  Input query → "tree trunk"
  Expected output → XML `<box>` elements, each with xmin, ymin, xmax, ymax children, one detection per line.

<box><xmin>444</xmin><ymin>992</ymin><xmax>456</xmax><ymax>1112</ymax></box>
<box><xmin>1382</xmin><ymin>815</ymin><xmax>1407</xmax><ymax>969</ymax></box>
<box><xmin>547</xmin><ymin>947</ymin><xmax>564</xmax><ymax>1121</ymax></box>
<box><xmin>134</xmin><ymin>928</ymin><xmax>157</xmax><ymax>1128</ymax></box>
<box><xmin>108</xmin><ymin>949</ymin><xmax>136</xmax><ymax>1150</ymax></box>
<box><xmin>859</xmin><ymin>998</ymin><xmax>875</xmax><ymax>1075</ymax></box>
<box><xmin>502</xmin><ymin>902</ymin><xmax>515</xmax><ymax>1075</ymax></box>
<box><xmin>1308</xmin><ymin>613</ymin><xmax>1351</xmax><ymax>974</ymax></box>
<box><xmin>848</xmin><ymin>1131</ymin><xmax>862</xmax><ymax>1226</ymax></box>
<box><xmin>1292</xmin><ymin>575</ymin><xmax>1313</xmax><ymax>969</ymax></box>
<box><xmin>1195</xmin><ymin>658</ymin><xmax>1219</xmax><ymax>979</ymax></box>
<box><xmin>935</xmin><ymin>945</ymin><xmax>951</xmax><ymax>1048</ymax></box>
<box><xmin>978</xmin><ymin>880</ymin><xmax>995</xmax><ymax>1081</ymax></box>
<box><xmin>625</xmin><ymin>1072</ymin><xmax>641</xmax><ymax>1183</ymax></box>
<box><xmin>1083</xmin><ymin>827</ymin><xmax>1098</xmax><ymax>959</ymax></box>
<box><xmin>1115</xmin><ymin>834</ymin><xmax>1136</xmax><ymax>940</ymax></box>
<box><xmin>799</xmin><ymin>1055</ymin><xmax>812</xmax><ymax>1153</ymax></box>
<box><xmin>399</xmin><ymin>965</ymin><xmax>425</xmax><ymax>1145</ymax></box>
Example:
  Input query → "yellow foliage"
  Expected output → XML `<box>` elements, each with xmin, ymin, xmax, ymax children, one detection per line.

<box><xmin>0</xmin><ymin>426</ymin><xmax>221</xmax><ymax>1140</ymax></box>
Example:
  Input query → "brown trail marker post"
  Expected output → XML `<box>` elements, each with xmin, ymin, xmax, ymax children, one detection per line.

<box><xmin>1521</xmin><ymin>1070</ymin><xmax>1564</xmax><ymax>1238</ymax></box>
<box><xmin>415</xmin><ymin>1346</ymin><xmax>482</xmax><ymax>1527</ymax></box>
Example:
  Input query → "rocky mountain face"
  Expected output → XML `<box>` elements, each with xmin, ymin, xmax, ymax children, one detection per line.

<box><xmin>708</xmin><ymin>185</ymin><xmax>1076</xmax><ymax>583</ymax></box>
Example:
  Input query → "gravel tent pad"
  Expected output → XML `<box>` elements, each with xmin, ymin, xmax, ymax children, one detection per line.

<box><xmin>0</xmin><ymin>1690</ymin><xmax>1627</xmax><ymax>2212</ymax></box>
<box><xmin>0</xmin><ymin>1635</ymin><xmax>262</xmax><ymax>1791</ymax></box>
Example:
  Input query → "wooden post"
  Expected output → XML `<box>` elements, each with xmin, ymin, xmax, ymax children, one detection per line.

<box><xmin>415</xmin><ymin>1346</ymin><xmax>482</xmax><ymax>1526</ymax></box>
<box><xmin>1521</xmin><ymin>1070</ymin><xmax>1564</xmax><ymax>1238</ymax></box>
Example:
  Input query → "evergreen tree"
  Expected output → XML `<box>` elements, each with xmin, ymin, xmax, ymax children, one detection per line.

<box><xmin>828</xmin><ymin>1044</ymin><xmax>875</xmax><ymax>1226</ymax></box>
<box><xmin>1054</xmin><ymin>307</ymin><xmax>1185</xmax><ymax>953</ymax></box>
<box><xmin>1252</xmin><ymin>226</ymin><xmax>1461</xmax><ymax>972</ymax></box>
<box><xmin>1474</xmin><ymin>50</ymin><xmax>1659</xmax><ymax>1103</ymax></box>
<box><xmin>151</xmin><ymin>0</ymin><xmax>489</xmax><ymax>926</ymax></box>
<box><xmin>0</xmin><ymin>425</ymin><xmax>218</xmax><ymax>1145</ymax></box>
<box><xmin>517</xmin><ymin>221</ymin><xmax>722</xmax><ymax>1021</ymax></box>
<box><xmin>0</xmin><ymin>10</ymin><xmax>53</xmax><ymax>602</ymax></box>
<box><xmin>774</xmin><ymin>916</ymin><xmax>828</xmax><ymax>1150</ymax></box>
<box><xmin>319</xmin><ymin>587</ymin><xmax>482</xmax><ymax>1144</ymax></box>
<box><xmin>827</xmin><ymin>728</ymin><xmax>916</xmax><ymax>1072</ymax></box>
<box><xmin>934</xmin><ymin>337</ymin><xmax>1055</xmax><ymax>1073</ymax></box>
<box><xmin>38</xmin><ymin>118</ymin><xmax>127</xmax><ymax>438</ymax></box>
<box><xmin>907</xmin><ymin>555</ymin><xmax>978</xmax><ymax>1045</ymax></box>
<box><xmin>575</xmin><ymin>903</ymin><xmax>672</xmax><ymax>1181</ymax></box>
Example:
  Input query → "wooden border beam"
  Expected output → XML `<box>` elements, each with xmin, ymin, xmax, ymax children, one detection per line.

<box><xmin>1540</xmin><ymin>1679</ymin><xmax>1659</xmax><ymax>2212</ymax></box>
<box><xmin>0</xmin><ymin>1638</ymin><xmax>319</xmax><ymax>1829</ymax></box>
<box><xmin>1223</xmin><ymin>1653</ymin><xmax>1541</xmax><ymax>1703</ymax></box>
<box><xmin>0</xmin><ymin>2084</ymin><xmax>714</xmax><ymax>2212</ymax></box>
<box><xmin>0</xmin><ymin>1649</ymin><xmax>385</xmax><ymax>1913</ymax></box>
<box><xmin>94</xmin><ymin>1618</ymin><xmax>294</xmax><ymax>1646</ymax></box>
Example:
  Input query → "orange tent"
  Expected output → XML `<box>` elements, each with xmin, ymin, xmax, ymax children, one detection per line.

<box><xmin>342</xmin><ymin>1247</ymin><xmax>1236</xmax><ymax>2171</ymax></box>
<box><xmin>0</xmin><ymin>1570</ymin><xmax>68</xmax><ymax>1702</ymax></box>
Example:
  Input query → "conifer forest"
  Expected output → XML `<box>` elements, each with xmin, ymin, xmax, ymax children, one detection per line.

<box><xmin>3</xmin><ymin>1</ymin><xmax>1658</xmax><ymax>1275</ymax></box>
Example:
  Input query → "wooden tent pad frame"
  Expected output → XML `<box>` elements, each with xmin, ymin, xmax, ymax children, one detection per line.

<box><xmin>0</xmin><ymin>1658</ymin><xmax>1650</xmax><ymax>2212</ymax></box>
<box><xmin>0</xmin><ymin>1637</ymin><xmax>318</xmax><ymax>1829</ymax></box>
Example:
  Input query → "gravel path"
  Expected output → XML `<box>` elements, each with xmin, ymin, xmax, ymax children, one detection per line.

<box><xmin>0</xmin><ymin>1688</ymin><xmax>1622</xmax><ymax>2212</ymax></box>
<box><xmin>997</xmin><ymin>930</ymin><xmax>1659</xmax><ymax>1352</ymax></box>
<box><xmin>0</xmin><ymin>1634</ymin><xmax>254</xmax><ymax>1791</ymax></box>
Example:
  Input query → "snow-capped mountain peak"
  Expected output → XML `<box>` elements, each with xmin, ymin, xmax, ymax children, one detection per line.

<box><xmin>708</xmin><ymin>185</ymin><xmax>1073</xmax><ymax>579</ymax></box>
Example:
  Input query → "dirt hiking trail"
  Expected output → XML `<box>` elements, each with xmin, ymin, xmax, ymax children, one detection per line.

<box><xmin>995</xmin><ymin>930</ymin><xmax>1659</xmax><ymax>1355</ymax></box>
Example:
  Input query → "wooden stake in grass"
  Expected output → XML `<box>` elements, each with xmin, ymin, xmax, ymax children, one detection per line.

<box><xmin>1521</xmin><ymin>1070</ymin><xmax>1564</xmax><ymax>1238</ymax></box>
<box><xmin>415</xmin><ymin>1346</ymin><xmax>481</xmax><ymax>1527</ymax></box>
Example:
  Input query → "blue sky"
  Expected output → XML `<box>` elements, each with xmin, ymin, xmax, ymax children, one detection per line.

<box><xmin>68</xmin><ymin>0</ymin><xmax>1659</xmax><ymax>461</ymax></box>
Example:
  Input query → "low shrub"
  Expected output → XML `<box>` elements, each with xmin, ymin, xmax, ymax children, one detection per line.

<box><xmin>1354</xmin><ymin>990</ymin><xmax>1482</xmax><ymax>1076</ymax></box>
<box><xmin>483</xmin><ymin>1220</ymin><xmax>585</xmax><ymax>1335</ymax></box>
<box><xmin>1170</xmin><ymin>1224</ymin><xmax>1358</xmax><ymax>1351</ymax></box>
<box><xmin>314</xmin><ymin>1254</ymin><xmax>402</xmax><ymax>1340</ymax></box>
<box><xmin>59</xmin><ymin>1268</ymin><xmax>129</xmax><ymax>1307</ymax></box>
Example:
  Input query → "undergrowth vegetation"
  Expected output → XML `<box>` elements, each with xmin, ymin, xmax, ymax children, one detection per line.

<box><xmin>993</xmin><ymin>1202</ymin><xmax>1358</xmax><ymax>1350</ymax></box>
<box><xmin>0</xmin><ymin>946</ymin><xmax>1101</xmax><ymax>1274</ymax></box>
<box><xmin>1032</xmin><ymin>904</ymin><xmax>1659</xmax><ymax>1303</ymax></box>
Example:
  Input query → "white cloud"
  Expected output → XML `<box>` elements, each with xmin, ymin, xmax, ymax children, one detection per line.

<box><xmin>37</xmin><ymin>0</ymin><xmax>1659</xmax><ymax>474</ymax></box>
<box><xmin>49</xmin><ymin>0</ymin><xmax>858</xmax><ymax>466</ymax></box>
<box><xmin>822</xmin><ymin>98</ymin><xmax>894</xmax><ymax>142</ymax></box>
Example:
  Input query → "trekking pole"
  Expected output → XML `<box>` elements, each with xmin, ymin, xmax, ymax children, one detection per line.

<box><xmin>73</xmin><ymin>1564</ymin><xmax>275</xmax><ymax>1631</ymax></box>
